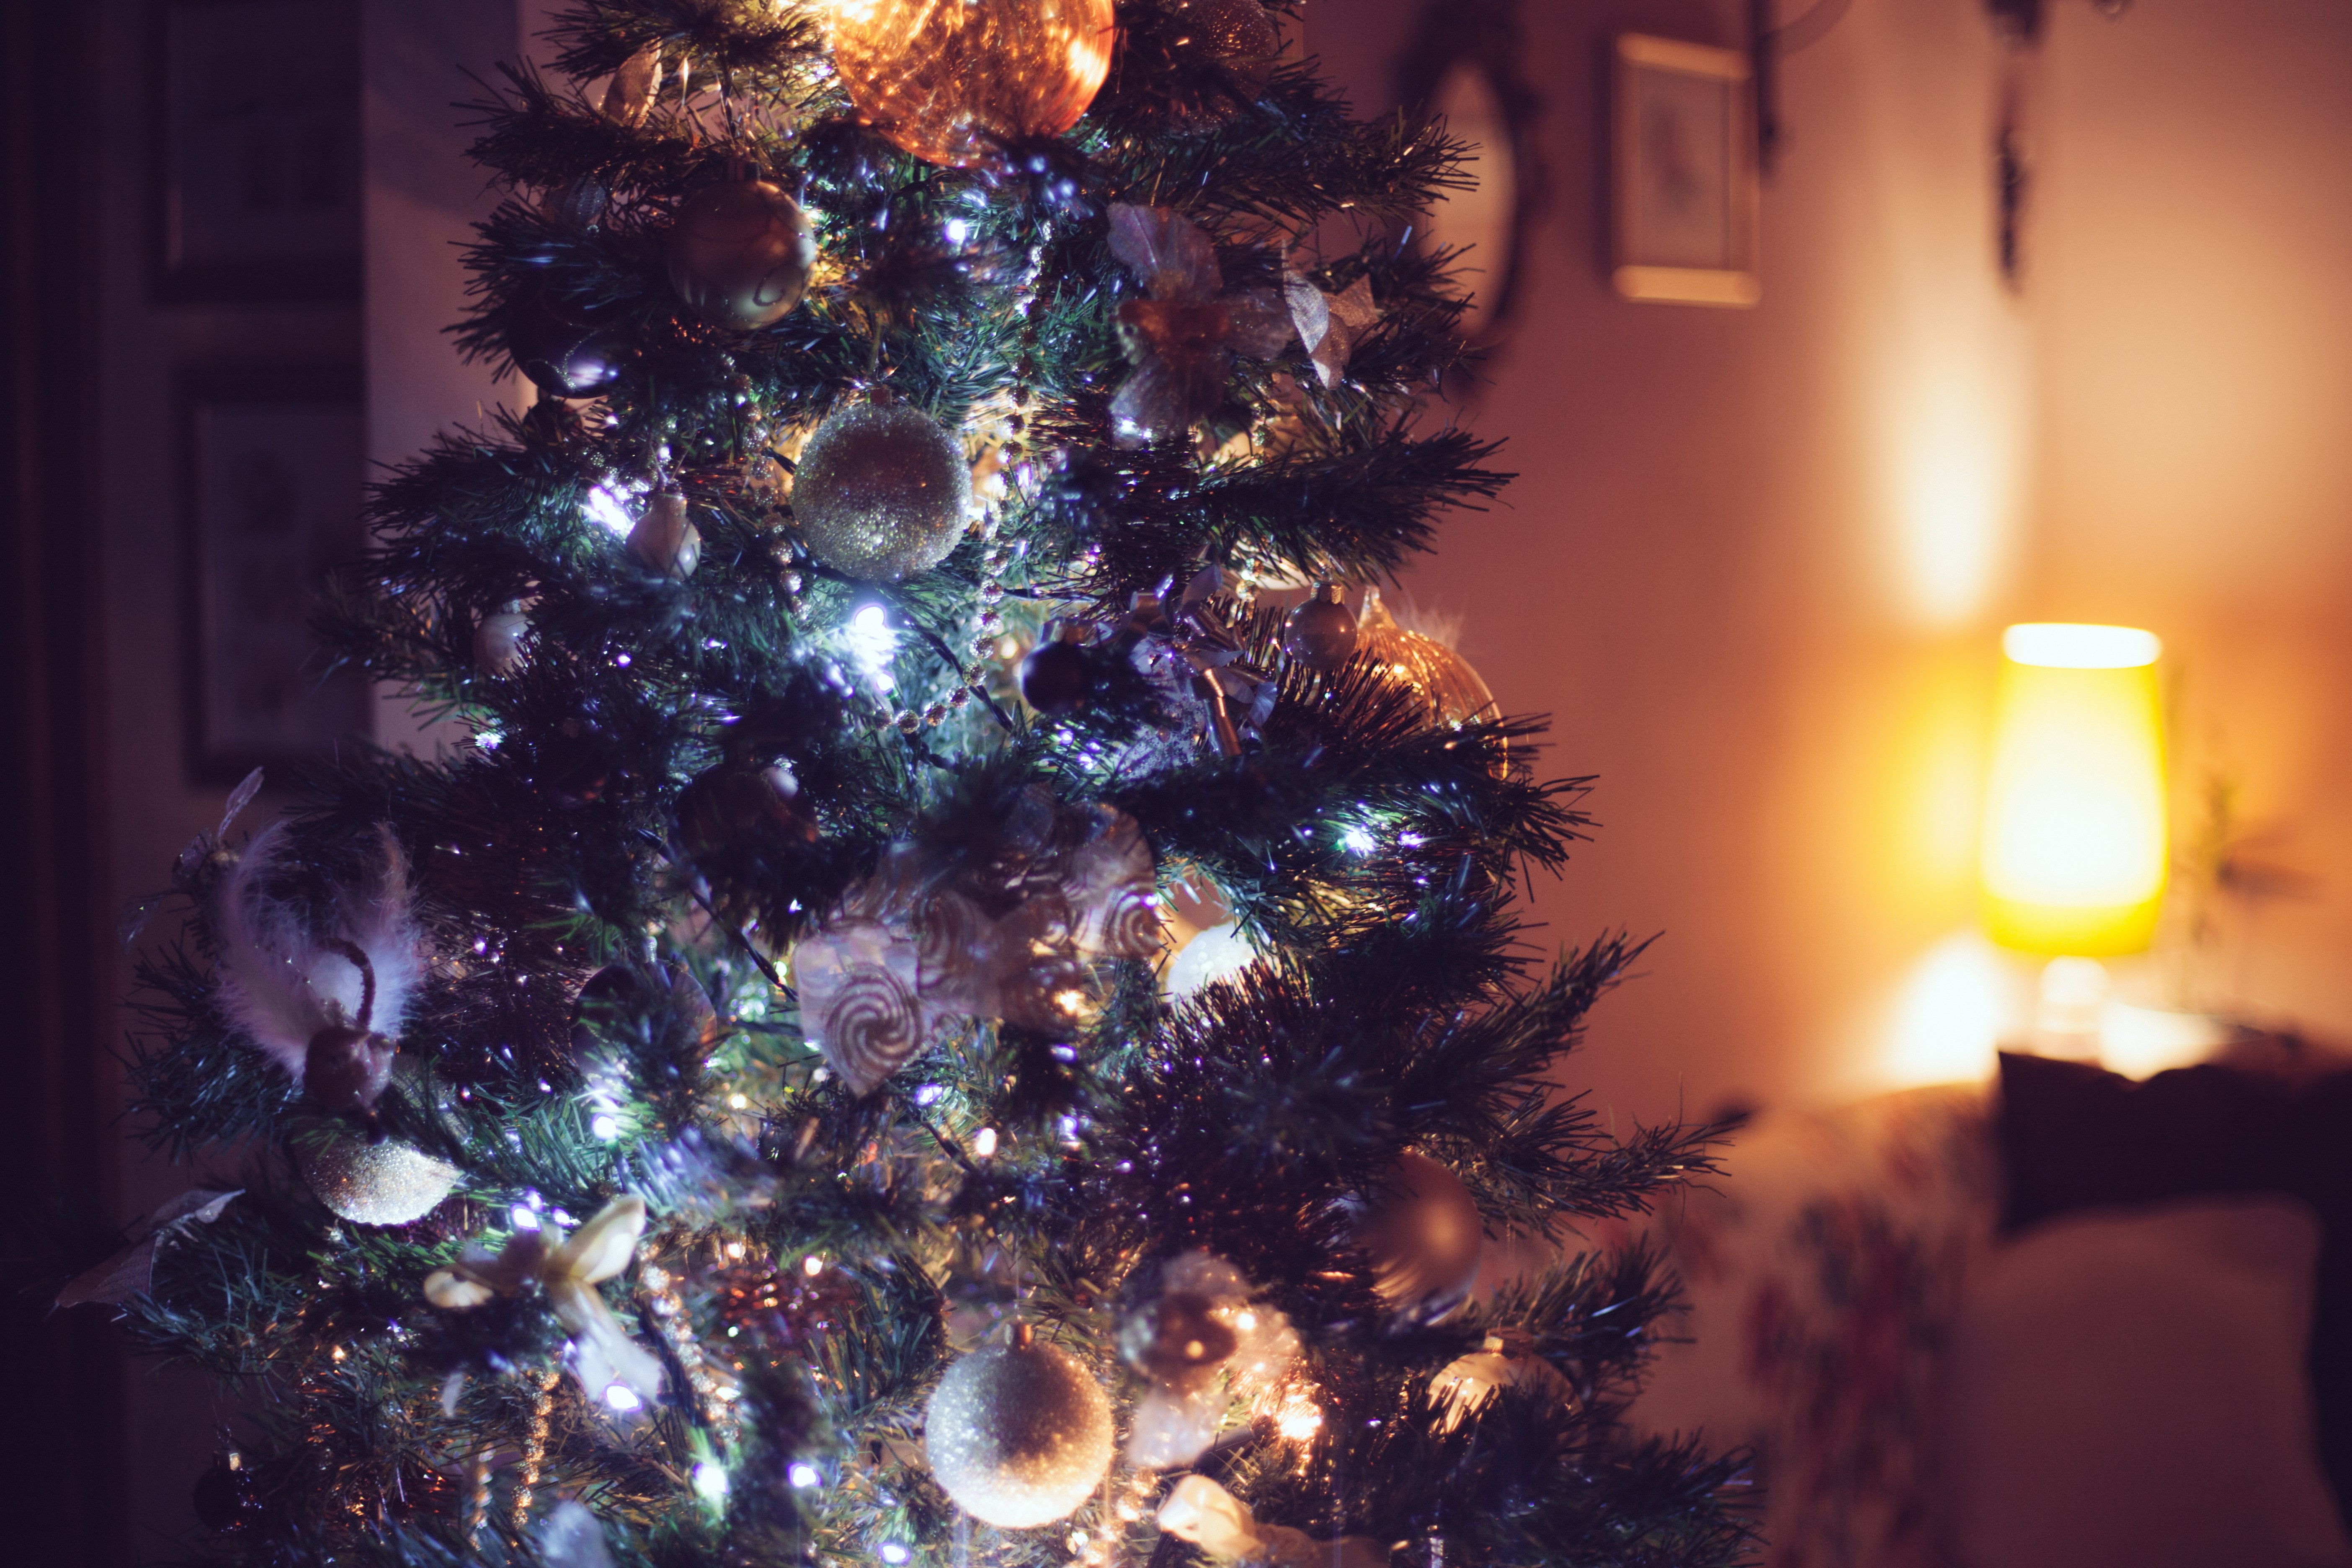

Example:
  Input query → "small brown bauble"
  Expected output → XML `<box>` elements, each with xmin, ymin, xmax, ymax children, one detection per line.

<box><xmin>665</xmin><ymin>178</ymin><xmax>817</xmax><ymax>331</ymax></box>
<box><xmin>1353</xmin><ymin>1150</ymin><xmax>1483</xmax><ymax>1316</ymax></box>
<box><xmin>674</xmin><ymin>760</ymin><xmax>818</xmax><ymax>859</ymax></box>
<box><xmin>1175</xmin><ymin>0</ymin><xmax>1283</xmax><ymax>98</ymax></box>
<box><xmin>1119</xmin><ymin>1289</ymin><xmax>1239</xmax><ymax>1391</ymax></box>
<box><xmin>827</xmin><ymin>0</ymin><xmax>1117</xmax><ymax>168</ymax></box>
<box><xmin>474</xmin><ymin>601</ymin><xmax>530</xmax><ymax>676</ymax></box>
<box><xmin>506</xmin><ymin>288</ymin><xmax>628</xmax><ymax>399</ymax></box>
<box><xmin>1282</xmin><ymin>583</ymin><xmax>1358</xmax><ymax>671</ymax></box>
<box><xmin>569</xmin><ymin>962</ymin><xmax>720</xmax><ymax>1061</ymax></box>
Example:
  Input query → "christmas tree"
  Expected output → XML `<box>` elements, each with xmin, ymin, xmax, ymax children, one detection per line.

<box><xmin>94</xmin><ymin>3</ymin><xmax>1754</xmax><ymax>1564</ymax></box>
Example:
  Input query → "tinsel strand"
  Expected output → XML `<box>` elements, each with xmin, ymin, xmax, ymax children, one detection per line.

<box><xmin>511</xmin><ymin>1365</ymin><xmax>562</xmax><ymax>1527</ymax></box>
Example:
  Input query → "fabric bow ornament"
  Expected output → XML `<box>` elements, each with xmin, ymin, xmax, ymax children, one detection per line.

<box><xmin>1282</xmin><ymin>265</ymin><xmax>1380</xmax><ymax>388</ymax></box>
<box><xmin>424</xmin><ymin>1195</ymin><xmax>664</xmax><ymax>1401</ymax></box>
<box><xmin>1156</xmin><ymin>1475</ymin><xmax>1385</xmax><ymax>1568</ymax></box>
<box><xmin>1108</xmin><ymin>204</ymin><xmax>1294</xmax><ymax>446</ymax></box>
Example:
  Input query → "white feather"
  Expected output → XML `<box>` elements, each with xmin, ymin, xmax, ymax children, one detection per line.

<box><xmin>344</xmin><ymin>824</ymin><xmax>424</xmax><ymax>1039</ymax></box>
<box><xmin>211</xmin><ymin>821</ymin><xmax>425</xmax><ymax>1084</ymax></box>
<box><xmin>212</xmin><ymin>823</ymin><xmax>331</xmax><ymax>1076</ymax></box>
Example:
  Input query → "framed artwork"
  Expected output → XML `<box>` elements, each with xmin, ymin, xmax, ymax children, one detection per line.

<box><xmin>150</xmin><ymin>0</ymin><xmax>361</xmax><ymax>302</ymax></box>
<box><xmin>180</xmin><ymin>366</ymin><xmax>370</xmax><ymax>782</ymax></box>
<box><xmin>1395</xmin><ymin>0</ymin><xmax>1544</xmax><ymax>346</ymax></box>
<box><xmin>1611</xmin><ymin>34</ymin><xmax>1761</xmax><ymax>307</ymax></box>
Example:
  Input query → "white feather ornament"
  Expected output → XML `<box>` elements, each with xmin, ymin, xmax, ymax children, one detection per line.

<box><xmin>211</xmin><ymin>821</ymin><xmax>426</xmax><ymax>1112</ymax></box>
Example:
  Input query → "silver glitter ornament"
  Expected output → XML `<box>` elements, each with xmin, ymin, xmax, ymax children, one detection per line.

<box><xmin>924</xmin><ymin>1328</ymin><xmax>1114</xmax><ymax>1527</ymax></box>
<box><xmin>295</xmin><ymin>1122</ymin><xmax>461</xmax><ymax>1226</ymax></box>
<box><xmin>791</xmin><ymin>402</ymin><xmax>972</xmax><ymax>580</ymax></box>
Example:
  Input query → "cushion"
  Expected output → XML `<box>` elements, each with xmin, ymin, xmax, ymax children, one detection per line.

<box><xmin>1999</xmin><ymin>1051</ymin><xmax>2352</xmax><ymax>1511</ymax></box>
<box><xmin>1939</xmin><ymin>1196</ymin><xmax>2352</xmax><ymax>1568</ymax></box>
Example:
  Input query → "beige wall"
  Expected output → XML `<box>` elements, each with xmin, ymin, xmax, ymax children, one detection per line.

<box><xmin>1324</xmin><ymin>0</ymin><xmax>2352</xmax><ymax>1129</ymax></box>
<box><xmin>2029</xmin><ymin>0</ymin><xmax>2352</xmax><ymax>1046</ymax></box>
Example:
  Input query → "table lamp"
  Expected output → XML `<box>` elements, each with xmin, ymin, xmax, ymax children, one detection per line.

<box><xmin>1978</xmin><ymin>623</ymin><xmax>2167</xmax><ymax>1051</ymax></box>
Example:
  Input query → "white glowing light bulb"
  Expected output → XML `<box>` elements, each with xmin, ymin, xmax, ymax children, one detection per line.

<box><xmin>845</xmin><ymin>603</ymin><xmax>900</xmax><ymax>690</ymax></box>
<box><xmin>583</xmin><ymin>484</ymin><xmax>634</xmax><ymax>536</ymax></box>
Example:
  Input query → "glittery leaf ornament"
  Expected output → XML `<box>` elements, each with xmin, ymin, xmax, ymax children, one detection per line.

<box><xmin>1108</xmin><ymin>204</ymin><xmax>1292</xmax><ymax>445</ymax></box>
<box><xmin>794</xmin><ymin>797</ymin><xmax>1159</xmax><ymax>1093</ymax></box>
<box><xmin>423</xmin><ymin>1195</ymin><xmax>664</xmax><ymax>1401</ymax></box>
<box><xmin>599</xmin><ymin>42</ymin><xmax>662</xmax><ymax>127</ymax></box>
<box><xmin>54</xmin><ymin>1188</ymin><xmax>242</xmax><ymax>1314</ymax></box>
<box><xmin>1284</xmin><ymin>269</ymin><xmax>1381</xmax><ymax>388</ymax></box>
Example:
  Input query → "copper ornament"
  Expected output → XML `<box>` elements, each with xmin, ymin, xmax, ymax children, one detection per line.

<box><xmin>665</xmin><ymin>178</ymin><xmax>817</xmax><ymax>331</ymax></box>
<box><xmin>1178</xmin><ymin>0</ymin><xmax>1283</xmax><ymax>98</ymax></box>
<box><xmin>1353</xmin><ymin>1150</ymin><xmax>1484</xmax><ymax>1316</ymax></box>
<box><xmin>1107</xmin><ymin>204</ymin><xmax>1292</xmax><ymax>444</ymax></box>
<box><xmin>674</xmin><ymin>760</ymin><xmax>818</xmax><ymax>859</ymax></box>
<box><xmin>826</xmin><ymin>0</ymin><xmax>1117</xmax><ymax>168</ymax></box>
<box><xmin>1119</xmin><ymin>1289</ymin><xmax>1239</xmax><ymax>1391</ymax></box>
<box><xmin>1355</xmin><ymin>590</ymin><xmax>1500</xmax><ymax>738</ymax></box>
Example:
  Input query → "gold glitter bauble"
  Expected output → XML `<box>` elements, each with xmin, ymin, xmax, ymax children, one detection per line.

<box><xmin>295</xmin><ymin>1122</ymin><xmax>461</xmax><ymax>1227</ymax></box>
<box><xmin>825</xmin><ymin>0</ymin><xmax>1117</xmax><ymax>168</ymax></box>
<box><xmin>791</xmin><ymin>402</ymin><xmax>972</xmax><ymax>580</ymax></box>
<box><xmin>924</xmin><ymin>1335</ymin><xmax>1114</xmax><ymax>1527</ymax></box>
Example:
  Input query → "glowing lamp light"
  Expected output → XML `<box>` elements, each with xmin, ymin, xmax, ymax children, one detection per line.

<box><xmin>1978</xmin><ymin>623</ymin><xmax>2166</xmax><ymax>957</ymax></box>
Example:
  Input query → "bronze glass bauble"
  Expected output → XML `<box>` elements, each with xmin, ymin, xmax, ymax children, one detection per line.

<box><xmin>665</xmin><ymin>179</ymin><xmax>817</xmax><ymax>331</ymax></box>
<box><xmin>1354</xmin><ymin>1150</ymin><xmax>1483</xmax><ymax>1315</ymax></box>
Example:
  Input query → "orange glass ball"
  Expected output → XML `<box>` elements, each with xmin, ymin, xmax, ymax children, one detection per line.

<box><xmin>825</xmin><ymin>0</ymin><xmax>1118</xmax><ymax>168</ymax></box>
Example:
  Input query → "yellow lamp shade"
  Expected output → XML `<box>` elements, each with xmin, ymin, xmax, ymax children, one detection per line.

<box><xmin>1979</xmin><ymin>623</ymin><xmax>2167</xmax><ymax>956</ymax></box>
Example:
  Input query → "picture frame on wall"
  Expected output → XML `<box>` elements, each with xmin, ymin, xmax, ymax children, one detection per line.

<box><xmin>180</xmin><ymin>366</ymin><xmax>370</xmax><ymax>782</ymax></box>
<box><xmin>150</xmin><ymin>0</ymin><xmax>362</xmax><ymax>303</ymax></box>
<box><xmin>1611</xmin><ymin>34</ymin><xmax>1761</xmax><ymax>307</ymax></box>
